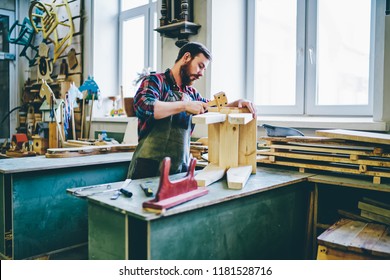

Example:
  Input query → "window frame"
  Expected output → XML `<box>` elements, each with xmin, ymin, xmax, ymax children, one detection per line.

<box><xmin>118</xmin><ymin>0</ymin><xmax>157</xmax><ymax>97</ymax></box>
<box><xmin>247</xmin><ymin>0</ymin><xmax>383</xmax><ymax>117</ymax></box>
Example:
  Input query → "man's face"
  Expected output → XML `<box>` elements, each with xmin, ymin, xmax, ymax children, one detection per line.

<box><xmin>180</xmin><ymin>53</ymin><xmax>209</xmax><ymax>86</ymax></box>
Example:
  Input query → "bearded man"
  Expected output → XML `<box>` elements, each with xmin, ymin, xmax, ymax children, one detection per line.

<box><xmin>127</xmin><ymin>42</ymin><xmax>256</xmax><ymax>179</ymax></box>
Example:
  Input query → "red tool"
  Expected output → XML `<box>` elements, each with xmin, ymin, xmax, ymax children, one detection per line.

<box><xmin>143</xmin><ymin>157</ymin><xmax>209</xmax><ymax>211</ymax></box>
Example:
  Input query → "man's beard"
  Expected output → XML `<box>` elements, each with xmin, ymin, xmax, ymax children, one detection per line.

<box><xmin>180</xmin><ymin>62</ymin><xmax>199</xmax><ymax>86</ymax></box>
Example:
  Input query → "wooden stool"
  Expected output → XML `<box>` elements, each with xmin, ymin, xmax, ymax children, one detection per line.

<box><xmin>317</xmin><ymin>218</ymin><xmax>390</xmax><ymax>260</ymax></box>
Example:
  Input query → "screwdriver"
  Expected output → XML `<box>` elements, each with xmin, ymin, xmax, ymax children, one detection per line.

<box><xmin>140</xmin><ymin>183</ymin><xmax>154</xmax><ymax>197</ymax></box>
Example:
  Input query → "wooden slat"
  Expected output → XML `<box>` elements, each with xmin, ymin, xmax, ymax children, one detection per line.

<box><xmin>239</xmin><ymin>118</ymin><xmax>257</xmax><ymax>173</ymax></box>
<box><xmin>316</xmin><ymin>244</ymin><xmax>376</xmax><ymax>260</ymax></box>
<box><xmin>360</xmin><ymin>210</ymin><xmax>390</xmax><ymax>225</ymax></box>
<box><xmin>219</xmin><ymin>121</ymin><xmax>239</xmax><ymax>169</ymax></box>
<box><xmin>267</xmin><ymin>144</ymin><xmax>390</xmax><ymax>157</ymax></box>
<box><xmin>258</xmin><ymin>150</ymin><xmax>390</xmax><ymax>168</ymax></box>
<box><xmin>228</xmin><ymin>113</ymin><xmax>253</xmax><ymax>125</ymax></box>
<box><xmin>194</xmin><ymin>164</ymin><xmax>226</xmax><ymax>187</ymax></box>
<box><xmin>192</xmin><ymin>112</ymin><xmax>226</xmax><ymax>124</ymax></box>
<box><xmin>316</xmin><ymin>129</ymin><xmax>390</xmax><ymax>145</ymax></box>
<box><xmin>317</xmin><ymin>219</ymin><xmax>366</xmax><ymax>251</ymax></box>
<box><xmin>371</xmin><ymin>227</ymin><xmax>390</xmax><ymax>258</ymax></box>
<box><xmin>347</xmin><ymin>222</ymin><xmax>386</xmax><ymax>254</ymax></box>
<box><xmin>257</xmin><ymin>158</ymin><xmax>390</xmax><ymax>180</ymax></box>
<box><xmin>226</xmin><ymin>165</ymin><xmax>252</xmax><ymax>189</ymax></box>
<box><xmin>358</xmin><ymin>201</ymin><xmax>390</xmax><ymax>218</ymax></box>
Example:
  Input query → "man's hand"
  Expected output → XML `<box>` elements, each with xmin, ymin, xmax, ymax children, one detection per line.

<box><xmin>184</xmin><ymin>101</ymin><xmax>208</xmax><ymax>115</ymax></box>
<box><xmin>228</xmin><ymin>99</ymin><xmax>257</xmax><ymax>118</ymax></box>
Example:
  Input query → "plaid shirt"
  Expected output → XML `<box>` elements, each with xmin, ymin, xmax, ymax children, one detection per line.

<box><xmin>133</xmin><ymin>69</ymin><xmax>209</xmax><ymax>140</ymax></box>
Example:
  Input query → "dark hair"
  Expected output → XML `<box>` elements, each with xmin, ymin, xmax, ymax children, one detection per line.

<box><xmin>175</xmin><ymin>42</ymin><xmax>212</xmax><ymax>62</ymax></box>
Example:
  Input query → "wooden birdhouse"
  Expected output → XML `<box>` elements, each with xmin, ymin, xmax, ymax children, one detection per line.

<box><xmin>192</xmin><ymin>92</ymin><xmax>257</xmax><ymax>189</ymax></box>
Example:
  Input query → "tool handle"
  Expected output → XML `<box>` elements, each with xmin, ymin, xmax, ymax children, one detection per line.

<box><xmin>140</xmin><ymin>184</ymin><xmax>154</xmax><ymax>197</ymax></box>
<box><xmin>120</xmin><ymin>188</ymin><xmax>133</xmax><ymax>198</ymax></box>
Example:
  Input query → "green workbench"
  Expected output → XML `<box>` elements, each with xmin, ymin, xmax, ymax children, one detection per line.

<box><xmin>68</xmin><ymin>166</ymin><xmax>313</xmax><ymax>260</ymax></box>
<box><xmin>0</xmin><ymin>153</ymin><xmax>131</xmax><ymax>259</ymax></box>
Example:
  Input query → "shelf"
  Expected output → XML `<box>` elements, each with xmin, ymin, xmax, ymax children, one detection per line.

<box><xmin>155</xmin><ymin>21</ymin><xmax>201</xmax><ymax>47</ymax></box>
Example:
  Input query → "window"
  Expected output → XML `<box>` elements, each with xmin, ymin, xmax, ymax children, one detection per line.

<box><xmin>119</xmin><ymin>0</ymin><xmax>157</xmax><ymax>97</ymax></box>
<box><xmin>248</xmin><ymin>0</ymin><xmax>382</xmax><ymax>116</ymax></box>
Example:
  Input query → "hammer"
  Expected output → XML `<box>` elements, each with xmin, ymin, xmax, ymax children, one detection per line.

<box><xmin>207</xmin><ymin>92</ymin><xmax>228</xmax><ymax>109</ymax></box>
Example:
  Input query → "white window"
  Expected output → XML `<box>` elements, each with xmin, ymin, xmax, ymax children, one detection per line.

<box><xmin>248</xmin><ymin>0</ymin><xmax>383</xmax><ymax>116</ymax></box>
<box><xmin>119</xmin><ymin>0</ymin><xmax>157</xmax><ymax>97</ymax></box>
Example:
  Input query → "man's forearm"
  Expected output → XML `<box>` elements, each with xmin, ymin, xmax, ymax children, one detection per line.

<box><xmin>153</xmin><ymin>100</ymin><xmax>186</xmax><ymax>119</ymax></box>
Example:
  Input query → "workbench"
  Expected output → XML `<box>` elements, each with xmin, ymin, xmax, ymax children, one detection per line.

<box><xmin>0</xmin><ymin>153</ymin><xmax>131</xmax><ymax>259</ymax></box>
<box><xmin>68</xmin><ymin>166</ymin><xmax>313</xmax><ymax>260</ymax></box>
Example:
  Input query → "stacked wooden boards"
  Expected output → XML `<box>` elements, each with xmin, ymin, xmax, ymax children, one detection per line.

<box><xmin>257</xmin><ymin>129</ymin><xmax>390</xmax><ymax>184</ymax></box>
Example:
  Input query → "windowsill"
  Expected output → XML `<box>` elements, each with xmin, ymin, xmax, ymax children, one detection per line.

<box><xmin>91</xmin><ymin>116</ymin><xmax>389</xmax><ymax>131</ymax></box>
<box><xmin>256</xmin><ymin>116</ymin><xmax>389</xmax><ymax>131</ymax></box>
<box><xmin>92</xmin><ymin>116</ymin><xmax>137</xmax><ymax>123</ymax></box>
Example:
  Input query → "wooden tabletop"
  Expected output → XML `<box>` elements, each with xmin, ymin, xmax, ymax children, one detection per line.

<box><xmin>67</xmin><ymin>166</ymin><xmax>314</xmax><ymax>221</ymax></box>
<box><xmin>0</xmin><ymin>152</ymin><xmax>132</xmax><ymax>174</ymax></box>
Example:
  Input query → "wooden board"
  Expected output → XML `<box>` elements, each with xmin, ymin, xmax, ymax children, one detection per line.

<box><xmin>316</xmin><ymin>129</ymin><xmax>390</xmax><ymax>145</ymax></box>
<box><xmin>226</xmin><ymin>165</ymin><xmax>252</xmax><ymax>189</ymax></box>
<box><xmin>192</xmin><ymin>112</ymin><xmax>226</xmax><ymax>124</ymax></box>
<box><xmin>46</xmin><ymin>143</ymin><xmax>137</xmax><ymax>158</ymax></box>
<box><xmin>228</xmin><ymin>113</ymin><xmax>253</xmax><ymax>125</ymax></box>
<box><xmin>358</xmin><ymin>201</ymin><xmax>390</xmax><ymax>218</ymax></box>
<box><xmin>317</xmin><ymin>219</ymin><xmax>390</xmax><ymax>259</ymax></box>
<box><xmin>194</xmin><ymin>164</ymin><xmax>226</xmax><ymax>187</ymax></box>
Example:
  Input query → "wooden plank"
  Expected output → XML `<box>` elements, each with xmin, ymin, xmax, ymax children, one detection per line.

<box><xmin>192</xmin><ymin>112</ymin><xmax>226</xmax><ymax>124</ymax></box>
<box><xmin>316</xmin><ymin>244</ymin><xmax>376</xmax><ymax>260</ymax></box>
<box><xmin>219</xmin><ymin>121</ymin><xmax>239</xmax><ymax>169</ymax></box>
<box><xmin>371</xmin><ymin>227</ymin><xmax>390</xmax><ymax>258</ymax></box>
<box><xmin>194</xmin><ymin>164</ymin><xmax>226</xmax><ymax>187</ymax></box>
<box><xmin>258</xmin><ymin>150</ymin><xmax>390</xmax><ymax>168</ymax></box>
<box><xmin>358</xmin><ymin>201</ymin><xmax>390</xmax><ymax>218</ymax></box>
<box><xmin>258</xmin><ymin>158</ymin><xmax>390</xmax><ymax>181</ymax></box>
<box><xmin>337</xmin><ymin>209</ymin><xmax>374</xmax><ymax>223</ymax></box>
<box><xmin>304</xmin><ymin>189</ymin><xmax>314</xmax><ymax>259</ymax></box>
<box><xmin>316</xmin><ymin>129</ymin><xmax>390</xmax><ymax>145</ymax></box>
<box><xmin>362</xmin><ymin>197</ymin><xmax>390</xmax><ymax>210</ymax></box>
<box><xmin>228</xmin><ymin>113</ymin><xmax>253</xmax><ymax>125</ymax></box>
<box><xmin>347</xmin><ymin>222</ymin><xmax>386</xmax><ymax>254</ymax></box>
<box><xmin>226</xmin><ymin>165</ymin><xmax>252</xmax><ymax>189</ymax></box>
<box><xmin>239</xmin><ymin>118</ymin><xmax>257</xmax><ymax>173</ymax></box>
<box><xmin>317</xmin><ymin>219</ymin><xmax>366</xmax><ymax>251</ymax></box>
<box><xmin>267</xmin><ymin>144</ymin><xmax>390</xmax><ymax>157</ymax></box>
<box><xmin>208</xmin><ymin>123</ymin><xmax>220</xmax><ymax>164</ymax></box>
<box><xmin>260</xmin><ymin>136</ymin><xmax>342</xmax><ymax>143</ymax></box>
<box><xmin>361</xmin><ymin>210</ymin><xmax>390</xmax><ymax>225</ymax></box>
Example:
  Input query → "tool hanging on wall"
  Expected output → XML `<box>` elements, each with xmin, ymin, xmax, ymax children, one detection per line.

<box><xmin>66</xmin><ymin>83</ymin><xmax>83</xmax><ymax>140</ymax></box>
<box><xmin>79</xmin><ymin>76</ymin><xmax>100</xmax><ymax>139</ymax></box>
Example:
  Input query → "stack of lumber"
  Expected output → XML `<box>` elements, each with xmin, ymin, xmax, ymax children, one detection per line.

<box><xmin>358</xmin><ymin>197</ymin><xmax>390</xmax><ymax>225</ymax></box>
<box><xmin>190</xmin><ymin>142</ymin><xmax>208</xmax><ymax>160</ymax></box>
<box><xmin>257</xmin><ymin>129</ymin><xmax>390</xmax><ymax>184</ymax></box>
<box><xmin>190</xmin><ymin>137</ymin><xmax>208</xmax><ymax>160</ymax></box>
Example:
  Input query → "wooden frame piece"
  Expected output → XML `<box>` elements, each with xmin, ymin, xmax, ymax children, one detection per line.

<box><xmin>192</xmin><ymin>107</ymin><xmax>257</xmax><ymax>189</ymax></box>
